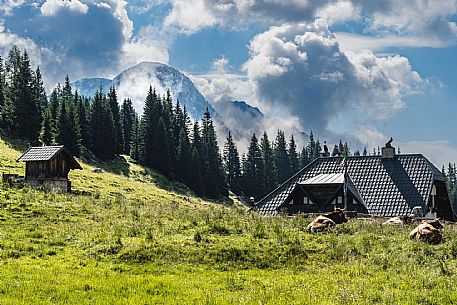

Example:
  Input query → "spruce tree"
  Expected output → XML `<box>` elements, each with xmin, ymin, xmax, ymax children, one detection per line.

<box><xmin>307</xmin><ymin>131</ymin><xmax>316</xmax><ymax>161</ymax></box>
<box><xmin>155</xmin><ymin>117</ymin><xmax>172</xmax><ymax>175</ymax></box>
<box><xmin>89</xmin><ymin>89</ymin><xmax>115</xmax><ymax>159</ymax></box>
<box><xmin>189</xmin><ymin>121</ymin><xmax>205</xmax><ymax>195</ymax></box>
<box><xmin>33</xmin><ymin>66</ymin><xmax>47</xmax><ymax>113</ymax></box>
<box><xmin>129</xmin><ymin>114</ymin><xmax>141</xmax><ymax>160</ymax></box>
<box><xmin>176</xmin><ymin>127</ymin><xmax>192</xmax><ymax>182</ymax></box>
<box><xmin>300</xmin><ymin>146</ymin><xmax>310</xmax><ymax>168</ymax></box>
<box><xmin>40</xmin><ymin>108</ymin><xmax>53</xmax><ymax>146</ymax></box>
<box><xmin>288</xmin><ymin>135</ymin><xmax>299</xmax><ymax>176</ymax></box>
<box><xmin>243</xmin><ymin>133</ymin><xmax>265</xmax><ymax>200</ymax></box>
<box><xmin>49</xmin><ymin>87</ymin><xmax>60</xmax><ymax>133</ymax></box>
<box><xmin>108</xmin><ymin>86</ymin><xmax>123</xmax><ymax>154</ymax></box>
<box><xmin>343</xmin><ymin>142</ymin><xmax>350</xmax><ymax>156</ymax></box>
<box><xmin>11</xmin><ymin>50</ymin><xmax>41</xmax><ymax>142</ymax></box>
<box><xmin>77</xmin><ymin>95</ymin><xmax>90</xmax><ymax>148</ymax></box>
<box><xmin>273</xmin><ymin>130</ymin><xmax>290</xmax><ymax>184</ymax></box>
<box><xmin>140</xmin><ymin>87</ymin><xmax>160</xmax><ymax>167</ymax></box>
<box><xmin>363</xmin><ymin>146</ymin><xmax>368</xmax><ymax>156</ymax></box>
<box><xmin>121</xmin><ymin>98</ymin><xmax>136</xmax><ymax>154</ymax></box>
<box><xmin>55</xmin><ymin>100</ymin><xmax>81</xmax><ymax>156</ymax></box>
<box><xmin>223</xmin><ymin>131</ymin><xmax>242</xmax><ymax>194</ymax></box>
<box><xmin>201</xmin><ymin>109</ymin><xmax>227</xmax><ymax>198</ymax></box>
<box><xmin>332</xmin><ymin>144</ymin><xmax>340</xmax><ymax>156</ymax></box>
<box><xmin>260</xmin><ymin>132</ymin><xmax>276</xmax><ymax>194</ymax></box>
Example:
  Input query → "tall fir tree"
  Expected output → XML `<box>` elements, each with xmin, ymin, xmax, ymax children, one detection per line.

<box><xmin>129</xmin><ymin>114</ymin><xmax>141</xmax><ymax>160</ymax></box>
<box><xmin>77</xmin><ymin>95</ymin><xmax>90</xmax><ymax>148</ymax></box>
<box><xmin>201</xmin><ymin>109</ymin><xmax>227</xmax><ymax>198</ymax></box>
<box><xmin>108</xmin><ymin>86</ymin><xmax>123</xmax><ymax>154</ymax></box>
<box><xmin>363</xmin><ymin>146</ymin><xmax>368</xmax><ymax>156</ymax></box>
<box><xmin>273</xmin><ymin>130</ymin><xmax>290</xmax><ymax>184</ymax></box>
<box><xmin>55</xmin><ymin>100</ymin><xmax>81</xmax><ymax>156</ymax></box>
<box><xmin>260</xmin><ymin>132</ymin><xmax>276</xmax><ymax>195</ymax></box>
<box><xmin>223</xmin><ymin>131</ymin><xmax>242</xmax><ymax>194</ymax></box>
<box><xmin>11</xmin><ymin>50</ymin><xmax>41</xmax><ymax>142</ymax></box>
<box><xmin>140</xmin><ymin>87</ymin><xmax>161</xmax><ymax>167</ymax></box>
<box><xmin>89</xmin><ymin>89</ymin><xmax>116</xmax><ymax>159</ymax></box>
<box><xmin>176</xmin><ymin>127</ymin><xmax>192</xmax><ymax>182</ymax></box>
<box><xmin>288</xmin><ymin>135</ymin><xmax>299</xmax><ymax>176</ymax></box>
<box><xmin>0</xmin><ymin>56</ymin><xmax>7</xmax><ymax>128</ymax></box>
<box><xmin>189</xmin><ymin>121</ymin><xmax>205</xmax><ymax>195</ymax></box>
<box><xmin>243</xmin><ymin>133</ymin><xmax>265</xmax><ymax>200</ymax></box>
<box><xmin>33</xmin><ymin>66</ymin><xmax>47</xmax><ymax>113</ymax></box>
<box><xmin>40</xmin><ymin>108</ymin><xmax>53</xmax><ymax>146</ymax></box>
<box><xmin>155</xmin><ymin>117</ymin><xmax>172</xmax><ymax>175</ymax></box>
<box><xmin>121</xmin><ymin>98</ymin><xmax>136</xmax><ymax>154</ymax></box>
<box><xmin>300</xmin><ymin>146</ymin><xmax>310</xmax><ymax>168</ymax></box>
<box><xmin>332</xmin><ymin>144</ymin><xmax>340</xmax><ymax>156</ymax></box>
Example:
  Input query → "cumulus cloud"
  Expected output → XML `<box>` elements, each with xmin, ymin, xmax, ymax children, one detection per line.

<box><xmin>243</xmin><ymin>20</ymin><xmax>425</xmax><ymax>133</ymax></box>
<box><xmin>0</xmin><ymin>0</ymin><xmax>169</xmax><ymax>89</ymax></box>
<box><xmin>164</xmin><ymin>0</ymin><xmax>457</xmax><ymax>45</ymax></box>
<box><xmin>41</xmin><ymin>0</ymin><xmax>89</xmax><ymax>16</ymax></box>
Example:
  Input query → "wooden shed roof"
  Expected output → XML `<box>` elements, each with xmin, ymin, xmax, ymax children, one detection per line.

<box><xmin>17</xmin><ymin>146</ymin><xmax>82</xmax><ymax>170</ymax></box>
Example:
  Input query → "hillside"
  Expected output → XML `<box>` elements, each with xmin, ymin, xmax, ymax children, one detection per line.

<box><xmin>1</xmin><ymin>138</ymin><xmax>457</xmax><ymax>304</ymax></box>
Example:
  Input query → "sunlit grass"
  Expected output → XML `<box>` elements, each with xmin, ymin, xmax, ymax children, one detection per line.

<box><xmin>1</xmin><ymin>137</ymin><xmax>457</xmax><ymax>304</ymax></box>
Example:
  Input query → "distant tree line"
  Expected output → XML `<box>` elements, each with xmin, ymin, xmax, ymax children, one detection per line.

<box><xmin>443</xmin><ymin>164</ymin><xmax>457</xmax><ymax>210</ymax></box>
<box><xmin>0</xmin><ymin>46</ymin><xmax>382</xmax><ymax>201</ymax></box>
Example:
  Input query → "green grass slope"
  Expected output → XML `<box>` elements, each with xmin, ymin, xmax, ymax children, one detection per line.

<box><xmin>1</xmin><ymin>138</ymin><xmax>457</xmax><ymax>304</ymax></box>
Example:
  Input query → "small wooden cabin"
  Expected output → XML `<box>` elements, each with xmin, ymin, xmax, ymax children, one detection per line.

<box><xmin>17</xmin><ymin>146</ymin><xmax>82</xmax><ymax>192</ymax></box>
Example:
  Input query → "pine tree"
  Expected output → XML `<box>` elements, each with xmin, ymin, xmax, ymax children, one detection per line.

<box><xmin>308</xmin><ymin>131</ymin><xmax>316</xmax><ymax>161</ymax></box>
<box><xmin>353</xmin><ymin>150</ymin><xmax>360</xmax><ymax>156</ymax></box>
<box><xmin>129</xmin><ymin>114</ymin><xmax>141</xmax><ymax>160</ymax></box>
<box><xmin>343</xmin><ymin>142</ymin><xmax>350</xmax><ymax>156</ymax></box>
<box><xmin>155</xmin><ymin>117</ymin><xmax>172</xmax><ymax>175</ymax></box>
<box><xmin>108</xmin><ymin>86</ymin><xmax>123</xmax><ymax>154</ymax></box>
<box><xmin>332</xmin><ymin>144</ymin><xmax>340</xmax><ymax>156</ymax></box>
<box><xmin>314</xmin><ymin>140</ymin><xmax>322</xmax><ymax>159</ymax></box>
<box><xmin>176</xmin><ymin>127</ymin><xmax>192</xmax><ymax>182</ymax></box>
<box><xmin>288</xmin><ymin>135</ymin><xmax>299</xmax><ymax>176</ymax></box>
<box><xmin>62</xmin><ymin>75</ymin><xmax>73</xmax><ymax>101</ymax></box>
<box><xmin>10</xmin><ymin>50</ymin><xmax>41</xmax><ymax>142</ymax></box>
<box><xmin>49</xmin><ymin>87</ymin><xmax>60</xmax><ymax>133</ymax></box>
<box><xmin>273</xmin><ymin>130</ymin><xmax>290</xmax><ymax>185</ymax></box>
<box><xmin>40</xmin><ymin>108</ymin><xmax>53</xmax><ymax>146</ymax></box>
<box><xmin>121</xmin><ymin>98</ymin><xmax>136</xmax><ymax>154</ymax></box>
<box><xmin>89</xmin><ymin>89</ymin><xmax>116</xmax><ymax>159</ymax></box>
<box><xmin>189</xmin><ymin>121</ymin><xmax>205</xmax><ymax>195</ymax></box>
<box><xmin>260</xmin><ymin>132</ymin><xmax>276</xmax><ymax>194</ymax></box>
<box><xmin>140</xmin><ymin>87</ymin><xmax>160</xmax><ymax>167</ymax></box>
<box><xmin>243</xmin><ymin>133</ymin><xmax>265</xmax><ymax>200</ymax></box>
<box><xmin>223</xmin><ymin>131</ymin><xmax>242</xmax><ymax>194</ymax></box>
<box><xmin>363</xmin><ymin>147</ymin><xmax>368</xmax><ymax>156</ymax></box>
<box><xmin>339</xmin><ymin>140</ymin><xmax>344</xmax><ymax>158</ymax></box>
<box><xmin>201</xmin><ymin>109</ymin><xmax>227</xmax><ymax>198</ymax></box>
<box><xmin>77</xmin><ymin>95</ymin><xmax>90</xmax><ymax>148</ymax></box>
<box><xmin>300</xmin><ymin>146</ymin><xmax>310</xmax><ymax>168</ymax></box>
<box><xmin>55</xmin><ymin>100</ymin><xmax>81</xmax><ymax>156</ymax></box>
<box><xmin>33</xmin><ymin>66</ymin><xmax>47</xmax><ymax>113</ymax></box>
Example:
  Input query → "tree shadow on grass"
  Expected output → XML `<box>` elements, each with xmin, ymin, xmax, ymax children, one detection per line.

<box><xmin>95</xmin><ymin>155</ymin><xmax>131</xmax><ymax>176</ymax></box>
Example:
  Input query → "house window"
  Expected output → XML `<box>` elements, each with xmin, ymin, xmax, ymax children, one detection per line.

<box><xmin>331</xmin><ymin>199</ymin><xmax>336</xmax><ymax>205</ymax></box>
<box><xmin>289</xmin><ymin>198</ymin><xmax>294</xmax><ymax>205</ymax></box>
<box><xmin>304</xmin><ymin>196</ymin><xmax>309</xmax><ymax>204</ymax></box>
<box><xmin>337</xmin><ymin>196</ymin><xmax>343</xmax><ymax>204</ymax></box>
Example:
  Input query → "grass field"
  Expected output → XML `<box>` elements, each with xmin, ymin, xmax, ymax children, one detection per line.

<box><xmin>1</xmin><ymin>137</ymin><xmax>457</xmax><ymax>304</ymax></box>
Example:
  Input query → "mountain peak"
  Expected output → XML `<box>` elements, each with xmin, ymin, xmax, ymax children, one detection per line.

<box><xmin>73</xmin><ymin>62</ymin><xmax>215</xmax><ymax>120</ymax></box>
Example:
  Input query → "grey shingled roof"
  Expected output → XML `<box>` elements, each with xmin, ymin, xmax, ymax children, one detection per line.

<box><xmin>17</xmin><ymin>146</ymin><xmax>65</xmax><ymax>162</ymax></box>
<box><xmin>255</xmin><ymin>154</ymin><xmax>444</xmax><ymax>217</ymax></box>
<box><xmin>17</xmin><ymin>146</ymin><xmax>82</xmax><ymax>170</ymax></box>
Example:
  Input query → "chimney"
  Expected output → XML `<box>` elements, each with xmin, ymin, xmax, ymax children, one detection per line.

<box><xmin>381</xmin><ymin>137</ymin><xmax>396</xmax><ymax>159</ymax></box>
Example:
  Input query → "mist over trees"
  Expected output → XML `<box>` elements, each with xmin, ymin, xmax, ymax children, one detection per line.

<box><xmin>0</xmin><ymin>46</ymin><xmax>396</xmax><ymax>200</ymax></box>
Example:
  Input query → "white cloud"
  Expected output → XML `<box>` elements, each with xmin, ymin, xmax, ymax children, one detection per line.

<box><xmin>0</xmin><ymin>0</ymin><xmax>26</xmax><ymax>15</ymax></box>
<box><xmin>164</xmin><ymin>0</ymin><xmax>217</xmax><ymax>34</ymax></box>
<box><xmin>41</xmin><ymin>0</ymin><xmax>89</xmax><ymax>16</ymax></box>
<box><xmin>315</xmin><ymin>1</ymin><xmax>360</xmax><ymax>25</ymax></box>
<box><xmin>336</xmin><ymin>32</ymin><xmax>455</xmax><ymax>52</ymax></box>
<box><xmin>243</xmin><ymin>20</ymin><xmax>425</xmax><ymax>132</ymax></box>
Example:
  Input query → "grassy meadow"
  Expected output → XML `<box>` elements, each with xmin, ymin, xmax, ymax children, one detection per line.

<box><xmin>1</xmin><ymin>137</ymin><xmax>457</xmax><ymax>304</ymax></box>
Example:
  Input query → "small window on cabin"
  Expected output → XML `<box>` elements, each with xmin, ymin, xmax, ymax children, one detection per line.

<box><xmin>337</xmin><ymin>196</ymin><xmax>343</xmax><ymax>204</ymax></box>
<box><xmin>304</xmin><ymin>196</ymin><xmax>309</xmax><ymax>204</ymax></box>
<box><xmin>309</xmin><ymin>199</ymin><xmax>314</xmax><ymax>205</ymax></box>
<box><xmin>331</xmin><ymin>199</ymin><xmax>336</xmax><ymax>205</ymax></box>
<box><xmin>289</xmin><ymin>198</ymin><xmax>294</xmax><ymax>205</ymax></box>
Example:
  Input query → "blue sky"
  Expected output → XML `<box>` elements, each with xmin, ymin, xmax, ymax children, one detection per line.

<box><xmin>1</xmin><ymin>0</ymin><xmax>457</xmax><ymax>166</ymax></box>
